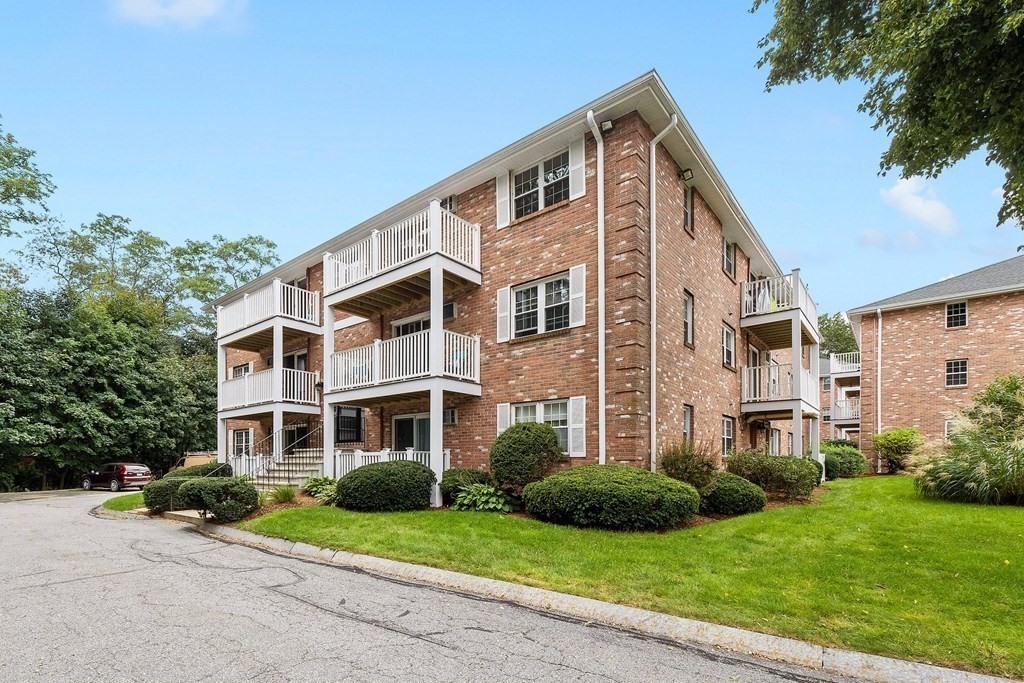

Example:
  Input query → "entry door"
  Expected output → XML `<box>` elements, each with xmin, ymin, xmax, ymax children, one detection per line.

<box><xmin>748</xmin><ymin>348</ymin><xmax>761</xmax><ymax>399</ymax></box>
<box><xmin>394</xmin><ymin>414</ymin><xmax>430</xmax><ymax>451</ymax></box>
<box><xmin>283</xmin><ymin>352</ymin><xmax>307</xmax><ymax>372</ymax></box>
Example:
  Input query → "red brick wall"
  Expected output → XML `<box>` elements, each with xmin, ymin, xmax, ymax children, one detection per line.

<box><xmin>859</xmin><ymin>291</ymin><xmax>1024</xmax><ymax>465</ymax></box>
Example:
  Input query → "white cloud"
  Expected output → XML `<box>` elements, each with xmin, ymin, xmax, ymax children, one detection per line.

<box><xmin>858</xmin><ymin>229</ymin><xmax>890</xmax><ymax>249</ymax></box>
<box><xmin>880</xmin><ymin>176</ymin><xmax>957</xmax><ymax>235</ymax></box>
<box><xmin>897</xmin><ymin>231</ymin><xmax>924</xmax><ymax>251</ymax></box>
<box><xmin>111</xmin><ymin>0</ymin><xmax>246</xmax><ymax>28</ymax></box>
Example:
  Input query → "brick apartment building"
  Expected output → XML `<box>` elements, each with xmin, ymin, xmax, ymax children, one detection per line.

<box><xmin>818</xmin><ymin>352</ymin><xmax>863</xmax><ymax>445</ymax></box>
<box><xmin>210</xmin><ymin>72</ymin><xmax>823</xmax><ymax>500</ymax></box>
<box><xmin>848</xmin><ymin>254</ymin><xmax>1024</xmax><ymax>469</ymax></box>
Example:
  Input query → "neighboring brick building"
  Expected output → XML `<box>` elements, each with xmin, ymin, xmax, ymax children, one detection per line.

<box><xmin>211</xmin><ymin>72</ymin><xmax>823</xmax><ymax>499</ymax></box>
<box><xmin>849</xmin><ymin>254</ymin><xmax>1024</xmax><ymax>470</ymax></box>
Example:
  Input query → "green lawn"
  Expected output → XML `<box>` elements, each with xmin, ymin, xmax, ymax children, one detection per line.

<box><xmin>241</xmin><ymin>477</ymin><xmax>1024</xmax><ymax>677</ymax></box>
<box><xmin>102</xmin><ymin>491</ymin><xmax>145</xmax><ymax>511</ymax></box>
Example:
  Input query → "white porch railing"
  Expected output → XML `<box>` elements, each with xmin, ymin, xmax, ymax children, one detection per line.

<box><xmin>332</xmin><ymin>448</ymin><xmax>451</xmax><ymax>478</ymax></box>
<box><xmin>742</xmin><ymin>270</ymin><xmax>817</xmax><ymax>322</ymax></box>
<box><xmin>327</xmin><ymin>330</ymin><xmax>480</xmax><ymax>392</ymax></box>
<box><xmin>219</xmin><ymin>368</ymin><xmax>320</xmax><ymax>410</ymax></box>
<box><xmin>741</xmin><ymin>364</ymin><xmax>819</xmax><ymax>407</ymax></box>
<box><xmin>323</xmin><ymin>201</ymin><xmax>480</xmax><ymax>295</ymax></box>
<box><xmin>833</xmin><ymin>398</ymin><xmax>861</xmax><ymax>420</ymax></box>
<box><xmin>831</xmin><ymin>351</ymin><xmax>861</xmax><ymax>374</ymax></box>
<box><xmin>217</xmin><ymin>279</ymin><xmax>320</xmax><ymax>337</ymax></box>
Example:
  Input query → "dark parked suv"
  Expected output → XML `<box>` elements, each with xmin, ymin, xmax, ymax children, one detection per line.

<box><xmin>82</xmin><ymin>463</ymin><xmax>152</xmax><ymax>492</ymax></box>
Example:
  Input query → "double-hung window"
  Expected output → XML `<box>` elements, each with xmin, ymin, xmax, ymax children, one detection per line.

<box><xmin>722</xmin><ymin>237</ymin><xmax>736</xmax><ymax>277</ymax></box>
<box><xmin>683</xmin><ymin>290</ymin><xmax>695</xmax><ymax>346</ymax></box>
<box><xmin>682</xmin><ymin>404</ymin><xmax>694</xmax><ymax>442</ymax></box>
<box><xmin>231</xmin><ymin>363</ymin><xmax>251</xmax><ymax>379</ymax></box>
<box><xmin>721</xmin><ymin>416</ymin><xmax>735</xmax><ymax>455</ymax></box>
<box><xmin>945</xmin><ymin>359</ymin><xmax>968</xmax><ymax>387</ymax></box>
<box><xmin>233</xmin><ymin>429</ymin><xmax>251</xmax><ymax>456</ymax></box>
<box><xmin>513</xmin><ymin>400</ymin><xmax>569</xmax><ymax>452</ymax></box>
<box><xmin>335</xmin><ymin>406</ymin><xmax>364</xmax><ymax>443</ymax></box>
<box><xmin>513</xmin><ymin>151</ymin><xmax>570</xmax><ymax>220</ymax></box>
<box><xmin>514</xmin><ymin>273</ymin><xmax>570</xmax><ymax>338</ymax></box>
<box><xmin>722</xmin><ymin>323</ymin><xmax>736</xmax><ymax>368</ymax></box>
<box><xmin>822</xmin><ymin>376</ymin><xmax>831</xmax><ymax>391</ymax></box>
<box><xmin>946</xmin><ymin>301</ymin><xmax>967</xmax><ymax>329</ymax></box>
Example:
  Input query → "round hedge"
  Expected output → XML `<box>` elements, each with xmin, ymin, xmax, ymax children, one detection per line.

<box><xmin>824</xmin><ymin>454</ymin><xmax>841</xmax><ymax>481</ymax></box>
<box><xmin>142</xmin><ymin>477</ymin><xmax>189</xmax><ymax>513</ymax></box>
<box><xmin>699</xmin><ymin>472</ymin><xmax>766</xmax><ymax>516</ymax></box>
<box><xmin>489</xmin><ymin>422</ymin><xmax>563</xmax><ymax>496</ymax></box>
<box><xmin>335</xmin><ymin>460</ymin><xmax>436</xmax><ymax>512</ymax></box>
<box><xmin>439</xmin><ymin>467</ymin><xmax>493</xmax><ymax>505</ymax></box>
<box><xmin>522</xmin><ymin>465</ymin><xmax>699</xmax><ymax>531</ymax></box>
<box><xmin>177</xmin><ymin>477</ymin><xmax>259</xmax><ymax>523</ymax></box>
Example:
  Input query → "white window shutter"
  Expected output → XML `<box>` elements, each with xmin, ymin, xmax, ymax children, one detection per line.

<box><xmin>568</xmin><ymin>137</ymin><xmax>585</xmax><ymax>200</ymax></box>
<box><xmin>496</xmin><ymin>286</ymin><xmax>511</xmax><ymax>342</ymax></box>
<box><xmin>495</xmin><ymin>172</ymin><xmax>510</xmax><ymax>229</ymax></box>
<box><xmin>497</xmin><ymin>403</ymin><xmax>511</xmax><ymax>435</ymax></box>
<box><xmin>568</xmin><ymin>396</ymin><xmax>586</xmax><ymax>457</ymax></box>
<box><xmin>568</xmin><ymin>264</ymin><xmax>586</xmax><ymax>328</ymax></box>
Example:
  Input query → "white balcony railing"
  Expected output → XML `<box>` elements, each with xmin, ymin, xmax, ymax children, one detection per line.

<box><xmin>217</xmin><ymin>279</ymin><xmax>320</xmax><ymax>337</ymax></box>
<box><xmin>219</xmin><ymin>368</ymin><xmax>320</xmax><ymax>410</ymax></box>
<box><xmin>742</xmin><ymin>270</ymin><xmax>818</xmax><ymax>323</ymax></box>
<box><xmin>741</xmin><ymin>363</ymin><xmax>819</xmax><ymax>407</ymax></box>
<box><xmin>323</xmin><ymin>201</ymin><xmax>480</xmax><ymax>296</ymax></box>
<box><xmin>327</xmin><ymin>330</ymin><xmax>480</xmax><ymax>392</ymax></box>
<box><xmin>831</xmin><ymin>352</ymin><xmax>861</xmax><ymax>374</ymax></box>
<box><xmin>833</xmin><ymin>398</ymin><xmax>861</xmax><ymax>421</ymax></box>
<box><xmin>332</xmin><ymin>448</ymin><xmax>451</xmax><ymax>479</ymax></box>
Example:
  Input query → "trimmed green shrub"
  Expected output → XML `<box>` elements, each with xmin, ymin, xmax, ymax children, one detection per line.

<box><xmin>821</xmin><ymin>438</ymin><xmax>858</xmax><ymax>449</ymax></box>
<box><xmin>824</xmin><ymin>453</ymin><xmax>841</xmax><ymax>480</ymax></box>
<box><xmin>170</xmin><ymin>461</ymin><xmax>232</xmax><ymax>478</ymax></box>
<box><xmin>177</xmin><ymin>477</ymin><xmax>259</xmax><ymax>522</ymax></box>
<box><xmin>916</xmin><ymin>374</ymin><xmax>1024</xmax><ymax>505</ymax></box>
<box><xmin>725</xmin><ymin>451</ymin><xmax>819</xmax><ymax>499</ymax></box>
<box><xmin>142</xmin><ymin>477</ymin><xmax>190</xmax><ymax>513</ymax></box>
<box><xmin>699</xmin><ymin>472</ymin><xmax>766</xmax><ymax>516</ymax></box>
<box><xmin>873</xmin><ymin>428</ymin><xmax>923</xmax><ymax>473</ymax></box>
<box><xmin>440</xmin><ymin>468</ymin><xmax>493</xmax><ymax>505</ymax></box>
<box><xmin>451</xmin><ymin>483</ymin><xmax>512</xmax><ymax>513</ymax></box>
<box><xmin>810</xmin><ymin>457</ymin><xmax>824</xmax><ymax>482</ymax></box>
<box><xmin>522</xmin><ymin>465</ymin><xmax>699</xmax><ymax>531</ymax></box>
<box><xmin>303</xmin><ymin>476</ymin><xmax>339</xmax><ymax>505</ymax></box>
<box><xmin>660</xmin><ymin>440</ymin><xmax>719</xmax><ymax>489</ymax></box>
<box><xmin>489</xmin><ymin>422</ymin><xmax>563</xmax><ymax>497</ymax></box>
<box><xmin>335</xmin><ymin>460</ymin><xmax>435</xmax><ymax>512</ymax></box>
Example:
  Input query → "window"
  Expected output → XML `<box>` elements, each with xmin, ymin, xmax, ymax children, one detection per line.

<box><xmin>769</xmin><ymin>428</ymin><xmax>781</xmax><ymax>455</ymax></box>
<box><xmin>268</xmin><ymin>350</ymin><xmax>307</xmax><ymax>371</ymax></box>
<box><xmin>683</xmin><ymin>290</ymin><xmax>695</xmax><ymax>347</ymax></box>
<box><xmin>722</xmin><ymin>237</ymin><xmax>736</xmax><ymax>277</ymax></box>
<box><xmin>443</xmin><ymin>302</ymin><xmax>457</xmax><ymax>321</ymax></box>
<box><xmin>822</xmin><ymin>376</ymin><xmax>831</xmax><ymax>391</ymax></box>
<box><xmin>442</xmin><ymin>408</ymin><xmax>458</xmax><ymax>425</ymax></box>
<box><xmin>231</xmin><ymin>364</ymin><xmax>251</xmax><ymax>379</ymax></box>
<box><xmin>683</xmin><ymin>185</ymin><xmax>694</xmax><ymax>233</ymax></box>
<box><xmin>285</xmin><ymin>276</ymin><xmax>307</xmax><ymax>290</ymax></box>
<box><xmin>787</xmin><ymin>432</ymin><xmax>794</xmax><ymax>455</ymax></box>
<box><xmin>682</xmin><ymin>404</ymin><xmax>694</xmax><ymax>442</ymax></box>
<box><xmin>232</xmin><ymin>429</ymin><xmax>251</xmax><ymax>456</ymax></box>
<box><xmin>823</xmin><ymin>407</ymin><xmax>831</xmax><ymax>422</ymax></box>
<box><xmin>944</xmin><ymin>418</ymin><xmax>956</xmax><ymax>442</ymax></box>
<box><xmin>513</xmin><ymin>273</ymin><xmax>570</xmax><ymax>338</ymax></box>
<box><xmin>513</xmin><ymin>400</ymin><xmax>569</xmax><ymax>452</ymax></box>
<box><xmin>945</xmin><ymin>359</ymin><xmax>968</xmax><ymax>387</ymax></box>
<box><xmin>946</xmin><ymin>301</ymin><xmax>967</xmax><ymax>329</ymax></box>
<box><xmin>440</xmin><ymin>194</ymin><xmax>457</xmax><ymax>213</ymax></box>
<box><xmin>394</xmin><ymin>314</ymin><xmax>429</xmax><ymax>337</ymax></box>
<box><xmin>721</xmin><ymin>416</ymin><xmax>735</xmax><ymax>455</ymax></box>
<box><xmin>513</xmin><ymin>150</ymin><xmax>569</xmax><ymax>219</ymax></box>
<box><xmin>335</xmin><ymin>406</ymin><xmax>364</xmax><ymax>443</ymax></box>
<box><xmin>722</xmin><ymin>323</ymin><xmax>736</xmax><ymax>368</ymax></box>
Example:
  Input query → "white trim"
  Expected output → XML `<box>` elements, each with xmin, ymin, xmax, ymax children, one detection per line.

<box><xmin>497</xmin><ymin>403</ymin><xmax>511</xmax><ymax>435</ymax></box>
<box><xmin>335</xmin><ymin>315</ymin><xmax>368</xmax><ymax>330</ymax></box>
<box><xmin>944</xmin><ymin>300</ymin><xmax>968</xmax><ymax>329</ymax></box>
<box><xmin>568</xmin><ymin>264</ymin><xmax>586</xmax><ymax>328</ymax></box>
<box><xmin>568</xmin><ymin>136</ymin><xmax>586</xmax><ymax>200</ymax></box>
<box><xmin>496</xmin><ymin>287</ymin><xmax>511</xmax><ymax>343</ymax></box>
<box><xmin>511</xmin><ymin>271</ymin><xmax>571</xmax><ymax>338</ymax></box>
<box><xmin>944</xmin><ymin>358</ymin><xmax>969</xmax><ymax>387</ymax></box>
<box><xmin>512</xmin><ymin>148</ymin><xmax>570</xmax><ymax>220</ymax></box>
<box><xmin>496</xmin><ymin>171</ymin><xmax>511</xmax><ymax>229</ymax></box>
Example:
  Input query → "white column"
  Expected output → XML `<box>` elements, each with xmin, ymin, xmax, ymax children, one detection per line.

<box><xmin>272</xmin><ymin>321</ymin><xmax>284</xmax><ymax>401</ymax></box>
<box><xmin>428</xmin><ymin>198</ymin><xmax>442</xmax><ymax>253</ymax></box>
<box><xmin>272</xmin><ymin>406</ymin><xmax>283</xmax><ymax>458</ymax></box>
<box><xmin>216</xmin><ymin>343</ymin><xmax>227</xmax><ymax>463</ymax></box>
<box><xmin>429</xmin><ymin>385</ymin><xmax>444</xmax><ymax>507</ymax></box>
<box><xmin>810</xmin><ymin>415</ymin><xmax>822</xmax><ymax>477</ymax></box>
<box><xmin>792</xmin><ymin>406</ymin><xmax>803</xmax><ymax>456</ymax></box>
<box><xmin>322</xmin><ymin>303</ymin><xmax>335</xmax><ymax>477</ymax></box>
<box><xmin>429</xmin><ymin>264</ymin><xmax>444</xmax><ymax>376</ymax></box>
<box><xmin>217</xmin><ymin>418</ymin><xmax>227</xmax><ymax>464</ymax></box>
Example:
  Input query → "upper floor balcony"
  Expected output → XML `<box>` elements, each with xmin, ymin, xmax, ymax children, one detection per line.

<box><xmin>832</xmin><ymin>397</ymin><xmax>861</xmax><ymax>422</ymax></box>
<box><xmin>741</xmin><ymin>364</ymin><xmax>819</xmax><ymax>407</ymax></box>
<box><xmin>326</xmin><ymin>329</ymin><xmax>480</xmax><ymax>398</ymax></box>
<box><xmin>831</xmin><ymin>351</ymin><xmax>861</xmax><ymax>376</ymax></box>
<box><xmin>740</xmin><ymin>270</ymin><xmax>819</xmax><ymax>350</ymax></box>
<box><xmin>218</xmin><ymin>367</ymin><xmax>320</xmax><ymax>412</ymax></box>
<box><xmin>217</xmin><ymin>279</ymin><xmax>320</xmax><ymax>341</ymax></box>
<box><xmin>322</xmin><ymin>200</ymin><xmax>481</xmax><ymax>316</ymax></box>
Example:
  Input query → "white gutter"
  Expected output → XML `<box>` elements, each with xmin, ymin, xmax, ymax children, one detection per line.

<box><xmin>648</xmin><ymin>114</ymin><xmax>677</xmax><ymax>472</ymax></box>
<box><xmin>875</xmin><ymin>307</ymin><xmax>883</xmax><ymax>473</ymax></box>
<box><xmin>587</xmin><ymin>111</ymin><xmax>608</xmax><ymax>465</ymax></box>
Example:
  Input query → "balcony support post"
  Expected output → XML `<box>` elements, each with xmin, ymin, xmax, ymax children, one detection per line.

<box><xmin>323</xmin><ymin>301</ymin><xmax>336</xmax><ymax>477</ymax></box>
<box><xmin>429</xmin><ymin>264</ymin><xmax>443</xmax><ymax>377</ymax></box>
<box><xmin>272</xmin><ymin>277</ymin><xmax>282</xmax><ymax>316</ymax></box>
<box><xmin>369</xmin><ymin>231</ymin><xmax>380</xmax><ymax>275</ymax></box>
<box><xmin>272</xmin><ymin>321</ymin><xmax>284</xmax><ymax>402</ymax></box>
<box><xmin>272</xmin><ymin>405</ymin><xmax>283</xmax><ymax>460</ymax></box>
<box><xmin>429</xmin><ymin>385</ymin><xmax>444</xmax><ymax>507</ymax></box>
<box><xmin>810</xmin><ymin>415</ymin><xmax>822</xmax><ymax>478</ymax></box>
<box><xmin>429</xmin><ymin>198</ymin><xmax>442</xmax><ymax>253</ymax></box>
<box><xmin>217</xmin><ymin>416</ymin><xmax>227</xmax><ymax>464</ymax></box>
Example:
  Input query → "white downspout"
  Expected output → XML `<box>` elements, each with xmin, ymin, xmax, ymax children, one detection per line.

<box><xmin>586</xmin><ymin>111</ymin><xmax>607</xmax><ymax>465</ymax></box>
<box><xmin>875</xmin><ymin>307</ymin><xmax>883</xmax><ymax>473</ymax></box>
<box><xmin>648</xmin><ymin>114</ymin><xmax>677</xmax><ymax>472</ymax></box>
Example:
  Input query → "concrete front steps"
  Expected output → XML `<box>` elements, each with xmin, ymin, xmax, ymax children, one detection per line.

<box><xmin>252</xmin><ymin>449</ymin><xmax>323</xmax><ymax>492</ymax></box>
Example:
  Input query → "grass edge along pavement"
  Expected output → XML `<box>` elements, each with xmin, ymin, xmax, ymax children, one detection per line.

<box><xmin>102</xmin><ymin>491</ymin><xmax>145</xmax><ymax>512</ymax></box>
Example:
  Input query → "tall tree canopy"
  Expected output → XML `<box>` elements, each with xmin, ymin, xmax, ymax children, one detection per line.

<box><xmin>818</xmin><ymin>312</ymin><xmax>859</xmax><ymax>355</ymax></box>
<box><xmin>0</xmin><ymin>118</ymin><xmax>55</xmax><ymax>238</ymax></box>
<box><xmin>754</xmin><ymin>0</ymin><xmax>1024</xmax><ymax>228</ymax></box>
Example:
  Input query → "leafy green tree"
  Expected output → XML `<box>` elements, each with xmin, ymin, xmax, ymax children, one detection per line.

<box><xmin>818</xmin><ymin>312</ymin><xmax>858</xmax><ymax>355</ymax></box>
<box><xmin>0</xmin><ymin>118</ymin><xmax>55</xmax><ymax>237</ymax></box>
<box><xmin>173</xmin><ymin>233</ymin><xmax>279</xmax><ymax>302</ymax></box>
<box><xmin>754</xmin><ymin>0</ymin><xmax>1024</xmax><ymax>228</ymax></box>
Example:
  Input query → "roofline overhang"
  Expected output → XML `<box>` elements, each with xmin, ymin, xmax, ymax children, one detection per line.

<box><xmin>207</xmin><ymin>69</ymin><xmax>782</xmax><ymax>311</ymax></box>
<box><xmin>848</xmin><ymin>282</ymin><xmax>1024</xmax><ymax>319</ymax></box>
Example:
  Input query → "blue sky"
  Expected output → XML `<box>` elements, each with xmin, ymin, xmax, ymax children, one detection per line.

<box><xmin>1</xmin><ymin>0</ymin><xmax>1018</xmax><ymax>313</ymax></box>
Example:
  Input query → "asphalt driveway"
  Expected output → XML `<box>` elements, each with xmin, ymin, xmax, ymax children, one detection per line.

<box><xmin>0</xmin><ymin>492</ymin><xmax>850</xmax><ymax>682</ymax></box>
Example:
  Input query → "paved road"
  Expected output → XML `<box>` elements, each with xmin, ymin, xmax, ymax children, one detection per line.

<box><xmin>0</xmin><ymin>492</ymin><xmax>851</xmax><ymax>682</ymax></box>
